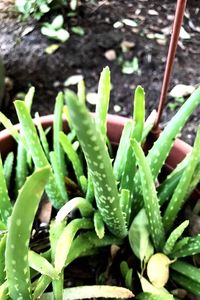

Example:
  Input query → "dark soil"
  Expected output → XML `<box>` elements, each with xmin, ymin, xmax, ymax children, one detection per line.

<box><xmin>1</xmin><ymin>1</ymin><xmax>200</xmax><ymax>144</ymax></box>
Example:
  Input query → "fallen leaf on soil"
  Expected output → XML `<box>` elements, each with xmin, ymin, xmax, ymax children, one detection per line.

<box><xmin>188</xmin><ymin>20</ymin><xmax>200</xmax><ymax>33</ymax></box>
<box><xmin>169</xmin><ymin>84</ymin><xmax>195</xmax><ymax>98</ymax></box>
<box><xmin>122</xmin><ymin>18</ymin><xmax>138</xmax><ymax>27</ymax></box>
<box><xmin>64</xmin><ymin>75</ymin><xmax>83</xmax><ymax>87</ymax></box>
<box><xmin>86</xmin><ymin>92</ymin><xmax>98</xmax><ymax>105</ymax></box>
<box><xmin>148</xmin><ymin>9</ymin><xmax>159</xmax><ymax>16</ymax></box>
<box><xmin>121</xmin><ymin>57</ymin><xmax>140</xmax><ymax>75</ymax></box>
<box><xmin>120</xmin><ymin>40</ymin><xmax>135</xmax><ymax>53</ymax></box>
<box><xmin>131</xmin><ymin>28</ymin><xmax>140</xmax><ymax>34</ymax></box>
<box><xmin>45</xmin><ymin>44</ymin><xmax>60</xmax><ymax>55</ymax></box>
<box><xmin>70</xmin><ymin>0</ymin><xmax>78</xmax><ymax>11</ymax></box>
<box><xmin>113</xmin><ymin>21</ymin><xmax>124</xmax><ymax>29</ymax></box>
<box><xmin>161</xmin><ymin>26</ymin><xmax>172</xmax><ymax>36</ymax></box>
<box><xmin>104</xmin><ymin>49</ymin><xmax>116</xmax><ymax>61</ymax></box>
<box><xmin>146</xmin><ymin>33</ymin><xmax>166</xmax><ymax>42</ymax></box>
<box><xmin>21</xmin><ymin>26</ymin><xmax>35</xmax><ymax>37</ymax></box>
<box><xmin>180</xmin><ymin>27</ymin><xmax>191</xmax><ymax>40</ymax></box>
<box><xmin>71</xmin><ymin>26</ymin><xmax>85</xmax><ymax>36</ymax></box>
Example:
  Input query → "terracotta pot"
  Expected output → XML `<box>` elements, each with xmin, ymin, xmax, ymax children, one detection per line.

<box><xmin>0</xmin><ymin>113</ymin><xmax>199</xmax><ymax>197</ymax></box>
<box><xmin>0</xmin><ymin>113</ymin><xmax>193</xmax><ymax>163</ymax></box>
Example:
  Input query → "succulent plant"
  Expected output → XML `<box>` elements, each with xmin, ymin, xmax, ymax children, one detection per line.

<box><xmin>0</xmin><ymin>67</ymin><xmax>200</xmax><ymax>299</ymax></box>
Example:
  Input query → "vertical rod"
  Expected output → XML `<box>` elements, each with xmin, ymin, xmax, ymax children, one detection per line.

<box><xmin>154</xmin><ymin>0</ymin><xmax>187</xmax><ymax>130</ymax></box>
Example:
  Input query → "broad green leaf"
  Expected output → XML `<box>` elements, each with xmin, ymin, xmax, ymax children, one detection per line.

<box><xmin>51</xmin><ymin>15</ymin><xmax>64</xmax><ymax>30</ymax></box>
<box><xmin>129</xmin><ymin>209</ymin><xmax>153</xmax><ymax>262</ymax></box>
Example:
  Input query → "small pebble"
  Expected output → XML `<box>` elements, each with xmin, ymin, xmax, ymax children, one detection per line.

<box><xmin>104</xmin><ymin>49</ymin><xmax>116</xmax><ymax>61</ymax></box>
<box><xmin>114</xmin><ymin>105</ymin><xmax>122</xmax><ymax>113</ymax></box>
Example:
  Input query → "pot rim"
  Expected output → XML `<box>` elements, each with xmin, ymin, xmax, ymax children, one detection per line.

<box><xmin>0</xmin><ymin>113</ymin><xmax>193</xmax><ymax>168</ymax></box>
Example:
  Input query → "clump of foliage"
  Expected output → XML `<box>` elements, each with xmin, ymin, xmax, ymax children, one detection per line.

<box><xmin>0</xmin><ymin>67</ymin><xmax>200</xmax><ymax>299</ymax></box>
<box><xmin>15</xmin><ymin>0</ymin><xmax>67</xmax><ymax>20</ymax></box>
<box><xmin>15</xmin><ymin>0</ymin><xmax>81</xmax><ymax>42</ymax></box>
<box><xmin>41</xmin><ymin>15</ymin><xmax>70</xmax><ymax>42</ymax></box>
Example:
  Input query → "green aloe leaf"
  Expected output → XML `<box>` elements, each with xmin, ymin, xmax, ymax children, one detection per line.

<box><xmin>132</xmin><ymin>86</ymin><xmax>200</xmax><ymax>216</ymax></box>
<box><xmin>171</xmin><ymin>235</ymin><xmax>200</xmax><ymax>258</ymax></box>
<box><xmin>147</xmin><ymin>87</ymin><xmax>200</xmax><ymax>178</ymax></box>
<box><xmin>49</xmin><ymin>220</ymin><xmax>66</xmax><ymax>300</ymax></box>
<box><xmin>185</xmin><ymin>161</ymin><xmax>200</xmax><ymax>199</ymax></box>
<box><xmin>0</xmin><ymin>112</ymin><xmax>22</xmax><ymax>144</ymax></box>
<box><xmin>32</xmin><ymin>274</ymin><xmax>52</xmax><ymax>300</ymax></box>
<box><xmin>163</xmin><ymin>220</ymin><xmax>189</xmax><ymax>255</ymax></box>
<box><xmin>53</xmin><ymin>92</ymin><xmax>66</xmax><ymax>176</ymax></box>
<box><xmin>14</xmin><ymin>100</ymin><xmax>65</xmax><ymax>209</ymax></box>
<box><xmin>0</xmin><ymin>155</ymin><xmax>12</xmax><ymax>224</ymax></box>
<box><xmin>35</xmin><ymin>112</ymin><xmax>50</xmax><ymax>159</ymax></box>
<box><xmin>113</xmin><ymin>121</ymin><xmax>132</xmax><ymax>181</ymax></box>
<box><xmin>0</xmin><ymin>234</ymin><xmax>6</xmax><ymax>284</ymax></box>
<box><xmin>171</xmin><ymin>272</ymin><xmax>200</xmax><ymax>297</ymax></box>
<box><xmin>5</xmin><ymin>166</ymin><xmax>51</xmax><ymax>300</ymax></box>
<box><xmin>94</xmin><ymin>210</ymin><xmax>105</xmax><ymax>239</ymax></box>
<box><xmin>3</xmin><ymin>152</ymin><xmax>14</xmax><ymax>190</ymax></box>
<box><xmin>15</xmin><ymin>141</ymin><xmax>28</xmax><ymax>193</ymax></box>
<box><xmin>120</xmin><ymin>261</ymin><xmax>129</xmax><ymax>279</ymax></box>
<box><xmin>65</xmin><ymin>90</ymin><xmax>127</xmax><ymax>239</ymax></box>
<box><xmin>55</xmin><ymin>218</ymin><xmax>94</xmax><ymax>273</ymax></box>
<box><xmin>0</xmin><ymin>281</ymin><xmax>8</xmax><ymax>300</ymax></box>
<box><xmin>163</xmin><ymin>126</ymin><xmax>200</xmax><ymax>231</ymax></box>
<box><xmin>120</xmin><ymin>86</ymin><xmax>145</xmax><ymax>194</ymax></box>
<box><xmin>120</xmin><ymin>189</ymin><xmax>130</xmax><ymax>224</ymax></box>
<box><xmin>78</xmin><ymin>79</ymin><xmax>86</xmax><ymax>104</ymax></box>
<box><xmin>15</xmin><ymin>87</ymin><xmax>34</xmax><ymax>193</ymax></box>
<box><xmin>95</xmin><ymin>66</ymin><xmax>111</xmax><ymax>141</ymax></box>
<box><xmin>50</xmin><ymin>151</ymin><xmax>68</xmax><ymax>201</ymax></box>
<box><xmin>59</xmin><ymin>131</ymin><xmax>86</xmax><ymax>192</ymax></box>
<box><xmin>131</xmin><ymin>139</ymin><xmax>165</xmax><ymax>250</ymax></box>
<box><xmin>66</xmin><ymin>231</ymin><xmax>123</xmax><ymax>267</ymax></box>
<box><xmin>28</xmin><ymin>250</ymin><xmax>59</xmax><ymax>280</ymax></box>
<box><xmin>170</xmin><ymin>260</ymin><xmax>200</xmax><ymax>284</ymax></box>
<box><xmin>56</xmin><ymin>197</ymin><xmax>94</xmax><ymax>222</ymax></box>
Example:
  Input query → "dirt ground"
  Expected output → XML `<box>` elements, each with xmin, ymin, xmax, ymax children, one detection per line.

<box><xmin>0</xmin><ymin>0</ymin><xmax>200</xmax><ymax>144</ymax></box>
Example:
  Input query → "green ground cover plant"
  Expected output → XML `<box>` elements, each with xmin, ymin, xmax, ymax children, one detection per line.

<box><xmin>15</xmin><ymin>0</ymin><xmax>68</xmax><ymax>20</ymax></box>
<box><xmin>0</xmin><ymin>67</ymin><xmax>200</xmax><ymax>299</ymax></box>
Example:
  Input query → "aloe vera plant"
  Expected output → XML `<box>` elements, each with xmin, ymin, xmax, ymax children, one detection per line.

<box><xmin>0</xmin><ymin>67</ymin><xmax>200</xmax><ymax>299</ymax></box>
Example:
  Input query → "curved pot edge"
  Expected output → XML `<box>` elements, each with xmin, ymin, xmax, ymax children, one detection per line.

<box><xmin>0</xmin><ymin>113</ymin><xmax>193</xmax><ymax>169</ymax></box>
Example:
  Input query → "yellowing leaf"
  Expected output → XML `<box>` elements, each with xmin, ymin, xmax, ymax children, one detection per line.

<box><xmin>169</xmin><ymin>84</ymin><xmax>195</xmax><ymax>98</ymax></box>
<box><xmin>45</xmin><ymin>44</ymin><xmax>60</xmax><ymax>55</ymax></box>
<box><xmin>147</xmin><ymin>253</ymin><xmax>172</xmax><ymax>288</ymax></box>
